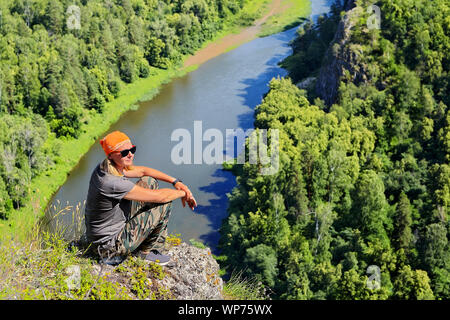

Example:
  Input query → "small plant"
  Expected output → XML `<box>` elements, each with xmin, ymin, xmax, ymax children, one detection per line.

<box><xmin>115</xmin><ymin>256</ymin><xmax>168</xmax><ymax>299</ymax></box>
<box><xmin>189</xmin><ymin>238</ymin><xmax>206</xmax><ymax>249</ymax></box>
<box><xmin>152</xmin><ymin>285</ymin><xmax>173</xmax><ymax>300</ymax></box>
<box><xmin>166</xmin><ymin>233</ymin><xmax>182</xmax><ymax>247</ymax></box>
<box><xmin>147</xmin><ymin>262</ymin><xmax>165</xmax><ymax>281</ymax></box>
<box><xmin>130</xmin><ymin>266</ymin><xmax>152</xmax><ymax>299</ymax></box>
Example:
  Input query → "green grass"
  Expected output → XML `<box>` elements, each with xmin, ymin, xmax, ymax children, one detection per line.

<box><xmin>0</xmin><ymin>218</ymin><xmax>167</xmax><ymax>300</ymax></box>
<box><xmin>259</xmin><ymin>0</ymin><xmax>312</xmax><ymax>37</ymax></box>
<box><xmin>234</xmin><ymin>0</ymin><xmax>271</xmax><ymax>27</ymax></box>
<box><xmin>222</xmin><ymin>269</ymin><xmax>269</xmax><ymax>300</ymax></box>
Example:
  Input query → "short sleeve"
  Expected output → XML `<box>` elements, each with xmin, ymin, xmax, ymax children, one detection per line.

<box><xmin>100</xmin><ymin>176</ymin><xmax>135</xmax><ymax>200</ymax></box>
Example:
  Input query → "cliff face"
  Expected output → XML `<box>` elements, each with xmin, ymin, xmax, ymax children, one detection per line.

<box><xmin>315</xmin><ymin>2</ymin><xmax>367</xmax><ymax>106</ymax></box>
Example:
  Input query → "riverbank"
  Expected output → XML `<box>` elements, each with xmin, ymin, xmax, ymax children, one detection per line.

<box><xmin>184</xmin><ymin>0</ymin><xmax>311</xmax><ymax>68</ymax></box>
<box><xmin>0</xmin><ymin>0</ymin><xmax>311</xmax><ymax>242</ymax></box>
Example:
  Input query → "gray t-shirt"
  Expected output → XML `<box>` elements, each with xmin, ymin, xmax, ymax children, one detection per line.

<box><xmin>85</xmin><ymin>163</ymin><xmax>136</xmax><ymax>244</ymax></box>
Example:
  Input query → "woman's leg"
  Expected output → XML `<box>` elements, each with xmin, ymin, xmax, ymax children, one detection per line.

<box><xmin>114</xmin><ymin>177</ymin><xmax>172</xmax><ymax>256</ymax></box>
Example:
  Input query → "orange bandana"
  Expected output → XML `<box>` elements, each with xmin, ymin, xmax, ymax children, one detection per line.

<box><xmin>100</xmin><ymin>131</ymin><xmax>131</xmax><ymax>156</ymax></box>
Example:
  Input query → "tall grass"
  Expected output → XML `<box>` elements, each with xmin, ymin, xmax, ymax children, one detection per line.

<box><xmin>0</xmin><ymin>203</ymin><xmax>134</xmax><ymax>300</ymax></box>
<box><xmin>39</xmin><ymin>200</ymin><xmax>86</xmax><ymax>243</ymax></box>
<box><xmin>222</xmin><ymin>269</ymin><xmax>271</xmax><ymax>300</ymax></box>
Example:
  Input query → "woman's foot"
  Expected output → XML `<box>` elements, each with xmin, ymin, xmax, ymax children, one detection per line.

<box><xmin>139</xmin><ymin>249</ymin><xmax>171</xmax><ymax>266</ymax></box>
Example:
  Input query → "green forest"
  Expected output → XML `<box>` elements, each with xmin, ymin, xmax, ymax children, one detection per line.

<box><xmin>219</xmin><ymin>0</ymin><xmax>450</xmax><ymax>299</ymax></box>
<box><xmin>0</xmin><ymin>0</ymin><xmax>449</xmax><ymax>301</ymax></box>
<box><xmin>0</xmin><ymin>0</ymin><xmax>253</xmax><ymax>220</ymax></box>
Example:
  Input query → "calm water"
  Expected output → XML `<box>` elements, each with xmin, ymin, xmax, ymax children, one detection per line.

<box><xmin>48</xmin><ymin>1</ymin><xmax>332</xmax><ymax>253</ymax></box>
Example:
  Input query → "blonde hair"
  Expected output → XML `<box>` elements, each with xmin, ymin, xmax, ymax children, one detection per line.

<box><xmin>100</xmin><ymin>158</ymin><xmax>134</xmax><ymax>177</ymax></box>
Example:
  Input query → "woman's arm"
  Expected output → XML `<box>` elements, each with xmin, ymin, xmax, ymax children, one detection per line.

<box><xmin>123</xmin><ymin>166</ymin><xmax>176</xmax><ymax>183</ymax></box>
<box><xmin>124</xmin><ymin>185</ymin><xmax>186</xmax><ymax>203</ymax></box>
<box><xmin>123</xmin><ymin>165</ymin><xmax>197</xmax><ymax>210</ymax></box>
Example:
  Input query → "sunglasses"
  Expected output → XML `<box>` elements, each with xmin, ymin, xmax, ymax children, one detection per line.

<box><xmin>114</xmin><ymin>145</ymin><xmax>137</xmax><ymax>157</ymax></box>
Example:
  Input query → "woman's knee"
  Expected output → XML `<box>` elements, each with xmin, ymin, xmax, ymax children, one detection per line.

<box><xmin>148</xmin><ymin>177</ymin><xmax>158</xmax><ymax>190</ymax></box>
<box><xmin>136</xmin><ymin>176</ymin><xmax>159</xmax><ymax>190</ymax></box>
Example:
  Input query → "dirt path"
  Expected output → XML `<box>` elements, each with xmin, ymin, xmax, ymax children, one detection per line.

<box><xmin>183</xmin><ymin>0</ymin><xmax>291</xmax><ymax>68</ymax></box>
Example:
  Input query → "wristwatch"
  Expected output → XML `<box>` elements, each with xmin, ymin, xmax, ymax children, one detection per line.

<box><xmin>172</xmin><ymin>178</ymin><xmax>182</xmax><ymax>186</ymax></box>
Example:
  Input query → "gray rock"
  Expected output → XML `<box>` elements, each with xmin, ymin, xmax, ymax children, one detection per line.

<box><xmin>86</xmin><ymin>242</ymin><xmax>224</xmax><ymax>300</ymax></box>
<box><xmin>296</xmin><ymin>77</ymin><xmax>316</xmax><ymax>90</ymax></box>
<box><xmin>157</xmin><ymin>243</ymin><xmax>224</xmax><ymax>300</ymax></box>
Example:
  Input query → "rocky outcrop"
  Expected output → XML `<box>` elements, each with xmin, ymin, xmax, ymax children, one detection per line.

<box><xmin>296</xmin><ymin>77</ymin><xmax>316</xmax><ymax>90</ymax></box>
<box><xmin>315</xmin><ymin>2</ymin><xmax>367</xmax><ymax>106</ymax></box>
<box><xmin>156</xmin><ymin>243</ymin><xmax>223</xmax><ymax>300</ymax></box>
<box><xmin>90</xmin><ymin>242</ymin><xmax>224</xmax><ymax>300</ymax></box>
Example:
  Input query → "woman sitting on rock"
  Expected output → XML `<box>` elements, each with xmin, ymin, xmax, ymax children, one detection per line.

<box><xmin>84</xmin><ymin>130</ymin><xmax>196</xmax><ymax>265</ymax></box>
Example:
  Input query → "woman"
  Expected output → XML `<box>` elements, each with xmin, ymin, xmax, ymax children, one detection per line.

<box><xmin>85</xmin><ymin>130</ymin><xmax>196</xmax><ymax>265</ymax></box>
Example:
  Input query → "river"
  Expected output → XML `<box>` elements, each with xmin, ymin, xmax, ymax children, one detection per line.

<box><xmin>47</xmin><ymin>0</ymin><xmax>333</xmax><ymax>253</ymax></box>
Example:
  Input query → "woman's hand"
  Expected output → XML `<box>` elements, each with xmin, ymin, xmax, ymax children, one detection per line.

<box><xmin>186</xmin><ymin>196</ymin><xmax>197</xmax><ymax>211</ymax></box>
<box><xmin>174</xmin><ymin>182</ymin><xmax>197</xmax><ymax>211</ymax></box>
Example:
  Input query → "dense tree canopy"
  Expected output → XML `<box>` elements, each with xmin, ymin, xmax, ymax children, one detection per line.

<box><xmin>219</xmin><ymin>0</ymin><xmax>449</xmax><ymax>299</ymax></box>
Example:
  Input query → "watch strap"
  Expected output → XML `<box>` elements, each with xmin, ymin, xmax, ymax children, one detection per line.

<box><xmin>172</xmin><ymin>178</ymin><xmax>182</xmax><ymax>186</ymax></box>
